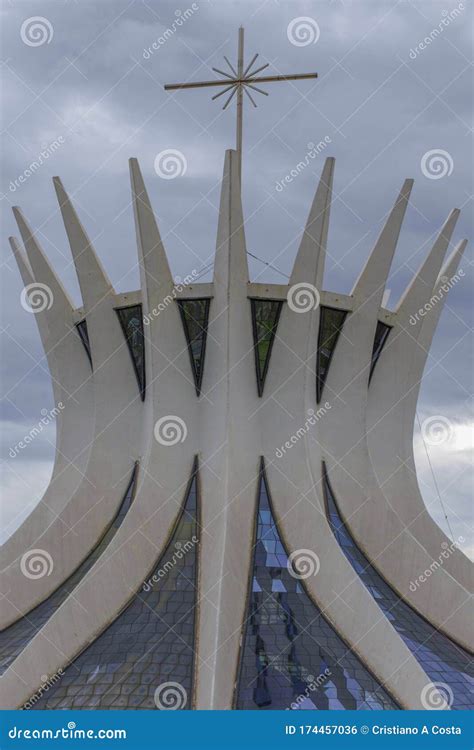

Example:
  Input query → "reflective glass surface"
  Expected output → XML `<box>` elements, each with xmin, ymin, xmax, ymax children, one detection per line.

<box><xmin>75</xmin><ymin>319</ymin><xmax>92</xmax><ymax>369</ymax></box>
<box><xmin>369</xmin><ymin>321</ymin><xmax>391</xmax><ymax>383</ymax></box>
<box><xmin>236</xmin><ymin>462</ymin><xmax>398</xmax><ymax>710</ymax></box>
<box><xmin>316</xmin><ymin>307</ymin><xmax>348</xmax><ymax>403</ymax></box>
<box><xmin>323</xmin><ymin>465</ymin><xmax>474</xmax><ymax>710</ymax></box>
<box><xmin>115</xmin><ymin>305</ymin><xmax>146</xmax><ymax>401</ymax></box>
<box><xmin>177</xmin><ymin>299</ymin><xmax>211</xmax><ymax>396</ymax></box>
<box><xmin>0</xmin><ymin>464</ymin><xmax>138</xmax><ymax>676</ymax></box>
<box><xmin>250</xmin><ymin>299</ymin><xmax>283</xmax><ymax>396</ymax></box>
<box><xmin>30</xmin><ymin>465</ymin><xmax>198</xmax><ymax>710</ymax></box>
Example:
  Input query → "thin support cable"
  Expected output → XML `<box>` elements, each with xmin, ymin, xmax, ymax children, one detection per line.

<box><xmin>415</xmin><ymin>411</ymin><xmax>456</xmax><ymax>544</ymax></box>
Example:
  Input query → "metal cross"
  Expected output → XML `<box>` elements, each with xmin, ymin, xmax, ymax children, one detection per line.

<box><xmin>164</xmin><ymin>27</ymin><xmax>318</xmax><ymax>182</ymax></box>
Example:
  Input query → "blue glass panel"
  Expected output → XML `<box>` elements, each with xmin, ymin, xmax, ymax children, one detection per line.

<box><xmin>29</xmin><ymin>462</ymin><xmax>199</xmax><ymax>710</ymax></box>
<box><xmin>323</xmin><ymin>465</ymin><xmax>474</xmax><ymax>710</ymax></box>
<box><xmin>236</xmin><ymin>461</ymin><xmax>398</xmax><ymax>710</ymax></box>
<box><xmin>115</xmin><ymin>305</ymin><xmax>146</xmax><ymax>401</ymax></box>
<box><xmin>0</xmin><ymin>463</ymin><xmax>139</xmax><ymax>676</ymax></box>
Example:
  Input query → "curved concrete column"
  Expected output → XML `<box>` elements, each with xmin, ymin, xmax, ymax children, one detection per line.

<box><xmin>1</xmin><ymin>214</ymin><xmax>94</xmax><ymax>569</ymax></box>
<box><xmin>289</xmin><ymin>156</ymin><xmax>334</xmax><ymax>289</ymax></box>
<box><xmin>1</xmin><ymin>159</ymin><xmax>198</xmax><ymax>708</ymax></box>
<box><xmin>193</xmin><ymin>150</ymin><xmax>259</xmax><ymax>709</ymax></box>
<box><xmin>0</xmin><ymin>180</ymin><xmax>143</xmax><ymax>628</ymax></box>
<box><xmin>367</xmin><ymin>211</ymin><xmax>472</xmax><ymax>592</ymax></box>
<box><xmin>256</xmin><ymin>161</ymin><xmax>432</xmax><ymax>708</ymax></box>
<box><xmin>318</xmin><ymin>181</ymin><xmax>471</xmax><ymax>650</ymax></box>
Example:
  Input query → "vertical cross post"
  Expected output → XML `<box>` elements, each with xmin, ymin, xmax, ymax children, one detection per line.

<box><xmin>236</xmin><ymin>26</ymin><xmax>244</xmax><ymax>184</ymax></box>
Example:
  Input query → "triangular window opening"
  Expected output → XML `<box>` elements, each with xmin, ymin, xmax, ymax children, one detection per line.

<box><xmin>369</xmin><ymin>322</ymin><xmax>391</xmax><ymax>384</ymax></box>
<box><xmin>75</xmin><ymin>319</ymin><xmax>92</xmax><ymax>369</ymax></box>
<box><xmin>235</xmin><ymin>459</ymin><xmax>398</xmax><ymax>710</ymax></box>
<box><xmin>177</xmin><ymin>299</ymin><xmax>211</xmax><ymax>396</ymax></box>
<box><xmin>316</xmin><ymin>306</ymin><xmax>348</xmax><ymax>402</ymax></box>
<box><xmin>115</xmin><ymin>305</ymin><xmax>146</xmax><ymax>401</ymax></box>
<box><xmin>250</xmin><ymin>299</ymin><xmax>283</xmax><ymax>397</ymax></box>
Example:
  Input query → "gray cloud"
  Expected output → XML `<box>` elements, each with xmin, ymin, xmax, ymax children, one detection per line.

<box><xmin>1</xmin><ymin>0</ymin><xmax>472</xmax><ymax>549</ymax></box>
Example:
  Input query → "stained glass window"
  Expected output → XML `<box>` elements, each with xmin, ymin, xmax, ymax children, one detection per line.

<box><xmin>0</xmin><ymin>463</ymin><xmax>139</xmax><ymax>676</ymax></box>
<box><xmin>29</xmin><ymin>461</ymin><xmax>199</xmax><ymax>710</ymax></box>
<box><xmin>316</xmin><ymin>307</ymin><xmax>348</xmax><ymax>403</ymax></box>
<box><xmin>323</xmin><ymin>464</ymin><xmax>474</xmax><ymax>710</ymax></box>
<box><xmin>177</xmin><ymin>299</ymin><xmax>211</xmax><ymax>396</ymax></box>
<box><xmin>369</xmin><ymin>322</ymin><xmax>391</xmax><ymax>383</ymax></box>
<box><xmin>75</xmin><ymin>319</ymin><xmax>92</xmax><ymax>369</ymax></box>
<box><xmin>235</xmin><ymin>460</ymin><xmax>398</xmax><ymax>710</ymax></box>
<box><xmin>250</xmin><ymin>299</ymin><xmax>283</xmax><ymax>396</ymax></box>
<box><xmin>115</xmin><ymin>305</ymin><xmax>146</xmax><ymax>401</ymax></box>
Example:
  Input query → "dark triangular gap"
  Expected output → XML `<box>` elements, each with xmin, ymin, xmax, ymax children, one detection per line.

<box><xmin>316</xmin><ymin>306</ymin><xmax>348</xmax><ymax>403</ymax></box>
<box><xmin>75</xmin><ymin>319</ymin><xmax>92</xmax><ymax>369</ymax></box>
<box><xmin>30</xmin><ymin>458</ymin><xmax>199</xmax><ymax>710</ymax></box>
<box><xmin>115</xmin><ymin>304</ymin><xmax>146</xmax><ymax>401</ymax></box>
<box><xmin>234</xmin><ymin>458</ymin><xmax>398</xmax><ymax>710</ymax></box>
<box><xmin>0</xmin><ymin>462</ymin><xmax>139</xmax><ymax>676</ymax></box>
<box><xmin>368</xmin><ymin>322</ymin><xmax>392</xmax><ymax>384</ymax></box>
<box><xmin>177</xmin><ymin>299</ymin><xmax>211</xmax><ymax>396</ymax></box>
<box><xmin>250</xmin><ymin>299</ymin><xmax>283</xmax><ymax>397</ymax></box>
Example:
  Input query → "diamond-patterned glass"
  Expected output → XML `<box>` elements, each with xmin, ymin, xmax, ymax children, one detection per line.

<box><xmin>236</xmin><ymin>461</ymin><xmax>398</xmax><ymax>710</ymax></box>
<box><xmin>115</xmin><ymin>305</ymin><xmax>146</xmax><ymax>401</ymax></box>
<box><xmin>30</xmin><ymin>464</ymin><xmax>199</xmax><ymax>710</ymax></box>
<box><xmin>323</xmin><ymin>464</ymin><xmax>474</xmax><ymax>710</ymax></box>
<box><xmin>0</xmin><ymin>464</ymin><xmax>138</xmax><ymax>676</ymax></box>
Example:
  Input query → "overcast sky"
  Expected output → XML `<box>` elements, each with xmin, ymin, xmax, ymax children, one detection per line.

<box><xmin>1</xmin><ymin>0</ymin><xmax>472</xmax><ymax>553</ymax></box>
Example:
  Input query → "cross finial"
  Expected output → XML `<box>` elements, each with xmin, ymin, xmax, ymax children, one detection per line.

<box><xmin>164</xmin><ymin>27</ymin><xmax>318</xmax><ymax>184</ymax></box>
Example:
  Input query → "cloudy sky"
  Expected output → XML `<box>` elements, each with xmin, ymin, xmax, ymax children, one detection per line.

<box><xmin>0</xmin><ymin>0</ymin><xmax>472</xmax><ymax>553</ymax></box>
